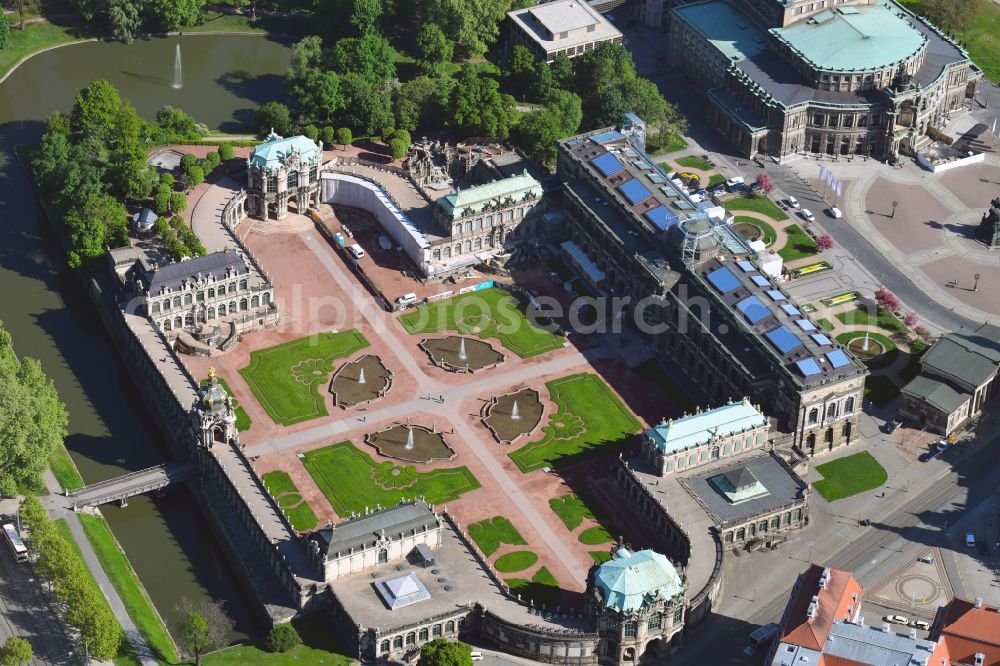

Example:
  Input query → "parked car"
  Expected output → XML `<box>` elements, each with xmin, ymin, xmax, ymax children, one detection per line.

<box><xmin>827</xmin><ymin>206</ymin><xmax>843</xmax><ymax>219</ymax></box>
<box><xmin>918</xmin><ymin>555</ymin><xmax>935</xmax><ymax>564</ymax></box>
<box><xmin>918</xmin><ymin>451</ymin><xmax>935</xmax><ymax>462</ymax></box>
<box><xmin>935</xmin><ymin>440</ymin><xmax>949</xmax><ymax>453</ymax></box>
<box><xmin>885</xmin><ymin>614</ymin><xmax>908</xmax><ymax>625</ymax></box>
<box><xmin>966</xmin><ymin>533</ymin><xmax>977</xmax><ymax>547</ymax></box>
<box><xmin>787</xmin><ymin>196</ymin><xmax>800</xmax><ymax>209</ymax></box>
<box><xmin>689</xmin><ymin>193</ymin><xmax>704</xmax><ymax>203</ymax></box>
<box><xmin>911</xmin><ymin>620</ymin><xmax>931</xmax><ymax>630</ymax></box>
<box><xmin>800</xmin><ymin>209</ymin><xmax>816</xmax><ymax>222</ymax></box>
<box><xmin>882</xmin><ymin>420</ymin><xmax>901</xmax><ymax>434</ymax></box>
<box><xmin>725</xmin><ymin>176</ymin><xmax>745</xmax><ymax>189</ymax></box>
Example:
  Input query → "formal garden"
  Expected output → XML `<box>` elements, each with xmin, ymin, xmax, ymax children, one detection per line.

<box><xmin>329</xmin><ymin>354</ymin><xmax>392</xmax><ymax>408</ymax></box>
<box><xmin>482</xmin><ymin>388</ymin><xmax>544</xmax><ymax>444</ymax></box>
<box><xmin>262</xmin><ymin>470</ymin><xmax>319</xmax><ymax>532</ymax></box>
<box><xmin>239</xmin><ymin>330</ymin><xmax>369</xmax><ymax>426</ymax></box>
<box><xmin>812</xmin><ymin>451</ymin><xmax>888</xmax><ymax>501</ymax></box>
<box><xmin>505</xmin><ymin>566</ymin><xmax>561</xmax><ymax>608</ymax></box>
<box><xmin>398</xmin><ymin>288</ymin><xmax>564</xmax><ymax>358</ymax></box>
<box><xmin>364</xmin><ymin>423</ymin><xmax>455</xmax><ymax>463</ymax></box>
<box><xmin>509</xmin><ymin>373</ymin><xmax>642</xmax><ymax>472</ymax></box>
<box><xmin>301</xmin><ymin>442</ymin><xmax>480</xmax><ymax>517</ymax></box>
<box><xmin>468</xmin><ymin>516</ymin><xmax>527</xmax><ymax>556</ymax></box>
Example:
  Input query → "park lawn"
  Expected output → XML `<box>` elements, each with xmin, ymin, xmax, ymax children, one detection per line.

<box><xmin>817</xmin><ymin>318</ymin><xmax>835</xmax><ymax>332</ymax></box>
<box><xmin>734</xmin><ymin>215</ymin><xmax>777</xmax><ymax>246</ymax></box>
<box><xmin>200</xmin><ymin>376</ymin><xmax>251</xmax><ymax>431</ymax></box>
<box><xmin>0</xmin><ymin>21</ymin><xmax>80</xmax><ymax>82</ymax></box>
<box><xmin>675</xmin><ymin>155</ymin><xmax>713</xmax><ymax>171</ymax></box>
<box><xmin>578</xmin><ymin>525</ymin><xmax>613</xmax><ymax>545</ymax></box>
<box><xmin>633</xmin><ymin>358</ymin><xmax>696</xmax><ymax>413</ymax></box>
<box><xmin>186</xmin><ymin>11</ymin><xmax>267</xmax><ymax>33</ymax></box>
<box><xmin>548</xmin><ymin>493</ymin><xmax>601</xmax><ymax>531</ymax></box>
<box><xmin>708</xmin><ymin>174</ymin><xmax>725</xmax><ymax>188</ymax></box>
<box><xmin>50</xmin><ymin>445</ymin><xmax>84</xmax><ymax>491</ymax></box>
<box><xmin>864</xmin><ymin>374</ymin><xmax>900</xmax><ymax>407</ymax></box>
<box><xmin>812</xmin><ymin>451</ymin><xmax>887</xmax><ymax>501</ymax></box>
<box><xmin>835</xmin><ymin>306</ymin><xmax>907</xmax><ymax>334</ymax></box>
<box><xmin>901</xmin><ymin>0</ymin><xmax>1000</xmax><ymax>83</ymax></box>
<box><xmin>302</xmin><ymin>441</ymin><xmax>480</xmax><ymax>517</ymax></box>
<box><xmin>589</xmin><ymin>551</ymin><xmax>612</xmax><ymax>564</ymax></box>
<box><xmin>722</xmin><ymin>196</ymin><xmax>789</xmax><ymax>221</ymax></box>
<box><xmin>468</xmin><ymin>516</ymin><xmax>526</xmax><ymax>556</ymax></box>
<box><xmin>203</xmin><ymin>615</ymin><xmax>351</xmax><ymax>666</ymax></box>
<box><xmin>239</xmin><ymin>330</ymin><xmax>368</xmax><ymax>426</ymax></box>
<box><xmin>494</xmin><ymin>551</ymin><xmax>538</xmax><ymax>573</ymax></box>
<box><xmin>509</xmin><ymin>373</ymin><xmax>642</xmax><ymax>472</ymax></box>
<box><xmin>505</xmin><ymin>566</ymin><xmax>560</xmax><ymax>608</ymax></box>
<box><xmin>397</xmin><ymin>287</ymin><xmax>564</xmax><ymax>358</ymax></box>
<box><xmin>262</xmin><ymin>471</ymin><xmax>318</xmax><ymax>531</ymax></box>
<box><xmin>647</xmin><ymin>132</ymin><xmax>688</xmax><ymax>155</ymax></box>
<box><xmin>78</xmin><ymin>514</ymin><xmax>179</xmax><ymax>664</ymax></box>
<box><xmin>779</xmin><ymin>224</ymin><xmax>818</xmax><ymax>262</ymax></box>
<box><xmin>834</xmin><ymin>331</ymin><xmax>898</xmax><ymax>370</ymax></box>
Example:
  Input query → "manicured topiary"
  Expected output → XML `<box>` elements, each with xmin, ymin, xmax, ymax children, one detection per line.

<box><xmin>264</xmin><ymin>623</ymin><xmax>300</xmax><ymax>653</ymax></box>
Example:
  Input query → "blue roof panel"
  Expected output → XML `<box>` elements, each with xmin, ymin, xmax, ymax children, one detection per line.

<box><xmin>737</xmin><ymin>260</ymin><xmax>755</xmax><ymax>272</ymax></box>
<box><xmin>796</xmin><ymin>358</ymin><xmax>821</xmax><ymax>376</ymax></box>
<box><xmin>797</xmin><ymin>319</ymin><xmax>817</xmax><ymax>332</ymax></box>
<box><xmin>644</xmin><ymin>206</ymin><xmax>678</xmax><ymax>230</ymax></box>
<box><xmin>766</xmin><ymin>290</ymin><xmax>787</xmax><ymax>301</ymax></box>
<box><xmin>811</xmin><ymin>333</ymin><xmax>833</xmax><ymax>346</ymax></box>
<box><xmin>618</xmin><ymin>178</ymin><xmax>653</xmax><ymax>205</ymax></box>
<box><xmin>827</xmin><ymin>349</ymin><xmax>851</xmax><ymax>368</ymax></box>
<box><xmin>591</xmin><ymin>153</ymin><xmax>624</xmax><ymax>177</ymax></box>
<box><xmin>782</xmin><ymin>304</ymin><xmax>801</xmax><ymax>316</ymax></box>
<box><xmin>591</xmin><ymin>130</ymin><xmax>626</xmax><ymax>144</ymax></box>
<box><xmin>766</xmin><ymin>326</ymin><xmax>803</xmax><ymax>354</ymax></box>
<box><xmin>737</xmin><ymin>296</ymin><xmax>771</xmax><ymax>324</ymax></box>
<box><xmin>751</xmin><ymin>275</ymin><xmax>770</xmax><ymax>287</ymax></box>
<box><xmin>707</xmin><ymin>267</ymin><xmax>741</xmax><ymax>294</ymax></box>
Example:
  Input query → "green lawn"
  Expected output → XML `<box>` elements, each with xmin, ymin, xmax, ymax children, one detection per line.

<box><xmin>50</xmin><ymin>445</ymin><xmax>84</xmax><ymax>491</ymax></box>
<box><xmin>864</xmin><ymin>374</ymin><xmax>900</xmax><ymax>407</ymax></box>
<box><xmin>675</xmin><ymin>155</ymin><xmax>714</xmax><ymax>171</ymax></box>
<box><xmin>834</xmin><ymin>332</ymin><xmax>898</xmax><ymax>370</ymax></box>
<box><xmin>779</xmin><ymin>224</ymin><xmax>818</xmax><ymax>262</ymax></box>
<box><xmin>494</xmin><ymin>551</ymin><xmax>538</xmax><ymax>573</ymax></box>
<box><xmin>509</xmin><ymin>373</ymin><xmax>642</xmax><ymax>472</ymax></box>
<box><xmin>302</xmin><ymin>441</ymin><xmax>480</xmax><ymax>517</ymax></box>
<box><xmin>262</xmin><ymin>471</ymin><xmax>318</xmax><ymax>531</ymax></box>
<box><xmin>78</xmin><ymin>514</ymin><xmax>178</xmax><ymax>663</ymax></box>
<box><xmin>589</xmin><ymin>551</ymin><xmax>612</xmax><ymax>564</ymax></box>
<box><xmin>817</xmin><ymin>318</ymin><xmax>835</xmax><ymax>332</ymax></box>
<box><xmin>202</xmin><ymin>615</ymin><xmax>351</xmax><ymax>666</ymax></box>
<box><xmin>634</xmin><ymin>358</ymin><xmax>697</xmax><ymax>413</ymax></box>
<box><xmin>578</xmin><ymin>525</ymin><xmax>613</xmax><ymax>545</ymax></box>
<box><xmin>239</xmin><ymin>330</ymin><xmax>368</xmax><ymax>426</ymax></box>
<box><xmin>708</xmin><ymin>174</ymin><xmax>725</xmax><ymax>188</ymax></box>
<box><xmin>186</xmin><ymin>11</ymin><xmax>267</xmax><ymax>33</ymax></box>
<box><xmin>722</xmin><ymin>196</ymin><xmax>789</xmax><ymax>221</ymax></box>
<box><xmin>200</xmin><ymin>376</ymin><xmax>251</xmax><ymax>431</ymax></box>
<box><xmin>0</xmin><ymin>21</ymin><xmax>81</xmax><ymax>83</ymax></box>
<box><xmin>901</xmin><ymin>0</ymin><xmax>1000</xmax><ymax>82</ymax></box>
<box><xmin>647</xmin><ymin>132</ymin><xmax>688</xmax><ymax>155</ymax></box>
<box><xmin>505</xmin><ymin>566</ymin><xmax>560</xmax><ymax>607</ymax></box>
<box><xmin>835</xmin><ymin>306</ymin><xmax>907</xmax><ymax>334</ymax></box>
<box><xmin>468</xmin><ymin>516</ymin><xmax>527</xmax><ymax>556</ymax></box>
<box><xmin>548</xmin><ymin>493</ymin><xmax>601</xmax><ymax>531</ymax></box>
<box><xmin>733</xmin><ymin>215</ymin><xmax>777</xmax><ymax>246</ymax></box>
<box><xmin>397</xmin><ymin>287</ymin><xmax>564</xmax><ymax>358</ymax></box>
<box><xmin>812</xmin><ymin>451</ymin><xmax>888</xmax><ymax>501</ymax></box>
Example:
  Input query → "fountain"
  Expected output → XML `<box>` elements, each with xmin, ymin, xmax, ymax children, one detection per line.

<box><xmin>862</xmin><ymin>331</ymin><xmax>870</xmax><ymax>352</ymax></box>
<box><xmin>357</xmin><ymin>367</ymin><xmax>366</xmax><ymax>385</ymax></box>
<box><xmin>172</xmin><ymin>44</ymin><xmax>183</xmax><ymax>89</ymax></box>
<box><xmin>458</xmin><ymin>337</ymin><xmax>467</xmax><ymax>361</ymax></box>
<box><xmin>511</xmin><ymin>400</ymin><xmax>521</xmax><ymax>421</ymax></box>
<box><xmin>405</xmin><ymin>426</ymin><xmax>415</xmax><ymax>450</ymax></box>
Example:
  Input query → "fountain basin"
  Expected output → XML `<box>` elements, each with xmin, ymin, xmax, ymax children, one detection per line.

<box><xmin>365</xmin><ymin>424</ymin><xmax>455</xmax><ymax>463</ymax></box>
<box><xmin>482</xmin><ymin>388</ymin><xmax>544</xmax><ymax>444</ymax></box>
<box><xmin>420</xmin><ymin>335</ymin><xmax>504</xmax><ymax>373</ymax></box>
<box><xmin>330</xmin><ymin>354</ymin><xmax>393</xmax><ymax>408</ymax></box>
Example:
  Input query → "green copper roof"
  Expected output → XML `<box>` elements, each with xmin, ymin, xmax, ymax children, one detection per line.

<box><xmin>438</xmin><ymin>172</ymin><xmax>542</xmax><ymax>220</ymax></box>
<box><xmin>594</xmin><ymin>548</ymin><xmax>684</xmax><ymax>613</ymax></box>
<box><xmin>772</xmin><ymin>2</ymin><xmax>926</xmax><ymax>72</ymax></box>
<box><xmin>672</xmin><ymin>0</ymin><xmax>768</xmax><ymax>63</ymax></box>
<box><xmin>250</xmin><ymin>132</ymin><xmax>320</xmax><ymax>171</ymax></box>
<box><xmin>646</xmin><ymin>399</ymin><xmax>767</xmax><ymax>455</ymax></box>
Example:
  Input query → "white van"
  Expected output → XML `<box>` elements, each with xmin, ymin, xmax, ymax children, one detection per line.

<box><xmin>347</xmin><ymin>244</ymin><xmax>365</xmax><ymax>260</ymax></box>
<box><xmin>396</xmin><ymin>293</ymin><xmax>418</xmax><ymax>306</ymax></box>
<box><xmin>470</xmin><ymin>651</ymin><xmax>483</xmax><ymax>661</ymax></box>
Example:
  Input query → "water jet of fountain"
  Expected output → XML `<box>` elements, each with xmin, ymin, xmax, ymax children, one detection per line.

<box><xmin>358</xmin><ymin>367</ymin><xmax>366</xmax><ymax>384</ymax></box>
<box><xmin>511</xmin><ymin>400</ymin><xmax>521</xmax><ymax>421</ymax></box>
<box><xmin>172</xmin><ymin>44</ymin><xmax>183</xmax><ymax>89</ymax></box>
<box><xmin>862</xmin><ymin>330</ymin><xmax>870</xmax><ymax>352</ymax></box>
<box><xmin>458</xmin><ymin>337</ymin><xmax>467</xmax><ymax>361</ymax></box>
<box><xmin>405</xmin><ymin>425</ymin><xmax>415</xmax><ymax>450</ymax></box>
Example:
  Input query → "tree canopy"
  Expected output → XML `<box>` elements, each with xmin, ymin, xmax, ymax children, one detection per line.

<box><xmin>418</xmin><ymin>639</ymin><xmax>473</xmax><ymax>666</ymax></box>
<box><xmin>415</xmin><ymin>23</ymin><xmax>452</xmax><ymax>75</ymax></box>
<box><xmin>0</xmin><ymin>637</ymin><xmax>32</xmax><ymax>666</ymax></box>
<box><xmin>424</xmin><ymin>0</ymin><xmax>513</xmax><ymax>59</ymax></box>
<box><xmin>450</xmin><ymin>67</ymin><xmax>515</xmax><ymax>138</ymax></box>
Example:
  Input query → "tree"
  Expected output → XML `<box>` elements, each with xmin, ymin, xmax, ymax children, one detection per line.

<box><xmin>297</xmin><ymin>69</ymin><xmax>343</xmax><ymax>123</ymax></box>
<box><xmin>903</xmin><ymin>312</ymin><xmax>919</xmax><ymax>328</ymax></box>
<box><xmin>512</xmin><ymin>108</ymin><xmax>563</xmax><ymax>164</ymax></box>
<box><xmin>176</xmin><ymin>598</ymin><xmax>231</xmax><ymax>666</ymax></box>
<box><xmin>550</xmin><ymin>52</ymin><xmax>573</xmax><ymax>89</ymax></box>
<box><xmin>754</xmin><ymin>172</ymin><xmax>775</xmax><ymax>196</ymax></box>
<box><xmin>333</xmin><ymin>34</ymin><xmax>397</xmax><ymax>86</ymax></box>
<box><xmin>203</xmin><ymin>151</ymin><xmax>221</xmax><ymax>172</ymax></box>
<box><xmin>155</xmin><ymin>106</ymin><xmax>202</xmax><ymax>143</ymax></box>
<box><xmin>10</xmin><ymin>0</ymin><xmax>39</xmax><ymax>30</ymax></box>
<box><xmin>335</xmin><ymin>127</ymin><xmax>353</xmax><ymax>149</ymax></box>
<box><xmin>874</xmin><ymin>286</ymin><xmax>901</xmax><ymax>313</ymax></box>
<box><xmin>0</xmin><ymin>637</ymin><xmax>33</xmax><ymax>666</ymax></box>
<box><xmin>0</xmin><ymin>13</ymin><xmax>10</xmax><ymax>53</ymax></box>
<box><xmin>107</xmin><ymin>0</ymin><xmax>141</xmax><ymax>43</ymax></box>
<box><xmin>264</xmin><ymin>624</ymin><xmax>300</xmax><ymax>653</ymax></box>
<box><xmin>415</xmin><ymin>23</ymin><xmax>452</xmax><ymax>75</ymax></box>
<box><xmin>502</xmin><ymin>45</ymin><xmax>538</xmax><ymax>98</ymax></box>
<box><xmin>450</xmin><ymin>67</ymin><xmax>515</xmax><ymax>138</ymax></box>
<box><xmin>153</xmin><ymin>184</ymin><xmax>172</xmax><ymax>214</ymax></box>
<box><xmin>544</xmin><ymin>88</ymin><xmax>582</xmax><ymax>136</ymax></box>
<box><xmin>389</xmin><ymin>137</ymin><xmax>408</xmax><ymax>160</ymax></box>
<box><xmin>914</xmin><ymin>325</ymin><xmax>930</xmax><ymax>339</ymax></box>
<box><xmin>169</xmin><ymin>192</ymin><xmax>188</xmax><ymax>214</ymax></box>
<box><xmin>815</xmin><ymin>234</ymin><xmax>834</xmax><ymax>250</ymax></box>
<box><xmin>160</xmin><ymin>172</ymin><xmax>175</xmax><ymax>188</ymax></box>
<box><xmin>340</xmin><ymin>74</ymin><xmax>393</xmax><ymax>136</ymax></box>
<box><xmin>920</xmin><ymin>0</ymin><xmax>976</xmax><ymax>33</ymax></box>
<box><xmin>347</xmin><ymin>0</ymin><xmax>382</xmax><ymax>35</ymax></box>
<box><xmin>303</xmin><ymin>124</ymin><xmax>319</xmax><ymax>141</ymax></box>
<box><xmin>217</xmin><ymin>143</ymin><xmax>234</xmax><ymax>162</ymax></box>
<box><xmin>255</xmin><ymin>101</ymin><xmax>291</xmax><ymax>135</ymax></box>
<box><xmin>394</xmin><ymin>75</ymin><xmax>451</xmax><ymax>133</ymax></box>
<box><xmin>424</xmin><ymin>0</ymin><xmax>512</xmax><ymax>59</ymax></box>
<box><xmin>321</xmin><ymin>126</ymin><xmax>335</xmax><ymax>146</ymax></box>
<box><xmin>148</xmin><ymin>0</ymin><xmax>205</xmax><ymax>32</ymax></box>
<box><xmin>418</xmin><ymin>639</ymin><xmax>472</xmax><ymax>666</ymax></box>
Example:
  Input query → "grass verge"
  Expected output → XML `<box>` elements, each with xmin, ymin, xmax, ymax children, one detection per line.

<box><xmin>722</xmin><ymin>196</ymin><xmax>789</xmax><ymax>221</ymax></box>
<box><xmin>202</xmin><ymin>615</ymin><xmax>351</xmax><ymax>665</ymax></box>
<box><xmin>779</xmin><ymin>224</ymin><xmax>818</xmax><ymax>262</ymax></box>
<box><xmin>675</xmin><ymin>155</ymin><xmax>713</xmax><ymax>171</ymax></box>
<box><xmin>50</xmin><ymin>445</ymin><xmax>84</xmax><ymax>491</ymax></box>
<box><xmin>505</xmin><ymin>566</ymin><xmax>560</xmax><ymax>607</ymax></box>
<box><xmin>0</xmin><ymin>21</ymin><xmax>81</xmax><ymax>83</ymax></box>
<box><xmin>468</xmin><ymin>516</ymin><xmax>526</xmax><ymax>556</ymax></box>
<box><xmin>812</xmin><ymin>451</ymin><xmax>887</xmax><ymax>501</ymax></box>
<box><xmin>261</xmin><ymin>470</ymin><xmax>318</xmax><ymax>531</ymax></box>
<box><xmin>494</xmin><ymin>551</ymin><xmax>538</xmax><ymax>573</ymax></box>
<box><xmin>835</xmin><ymin>306</ymin><xmax>907</xmax><ymax>334</ymax></box>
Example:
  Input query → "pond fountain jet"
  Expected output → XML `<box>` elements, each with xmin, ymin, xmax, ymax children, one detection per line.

<box><xmin>405</xmin><ymin>425</ymin><xmax>415</xmax><ymax>450</ymax></box>
<box><xmin>458</xmin><ymin>337</ymin><xmax>467</xmax><ymax>361</ymax></box>
<box><xmin>863</xmin><ymin>330</ymin><xmax>870</xmax><ymax>352</ymax></box>
<box><xmin>357</xmin><ymin>367</ymin><xmax>366</xmax><ymax>385</ymax></box>
<box><xmin>511</xmin><ymin>400</ymin><xmax>520</xmax><ymax>420</ymax></box>
<box><xmin>172</xmin><ymin>44</ymin><xmax>183</xmax><ymax>89</ymax></box>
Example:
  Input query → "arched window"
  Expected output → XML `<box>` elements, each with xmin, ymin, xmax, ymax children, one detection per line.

<box><xmin>624</xmin><ymin>621</ymin><xmax>637</xmax><ymax>638</ymax></box>
<box><xmin>251</xmin><ymin>295</ymin><xmax>260</xmax><ymax>309</ymax></box>
<box><xmin>378</xmin><ymin>548</ymin><xmax>388</xmax><ymax>564</ymax></box>
<box><xmin>173</xmin><ymin>296</ymin><xmax>182</xmax><ymax>308</ymax></box>
<box><xmin>228</xmin><ymin>282</ymin><xmax>236</xmax><ymax>294</ymax></box>
<box><xmin>184</xmin><ymin>294</ymin><xmax>193</xmax><ymax>306</ymax></box>
<box><xmin>405</xmin><ymin>633</ymin><xmax>415</xmax><ymax>646</ymax></box>
<box><xmin>418</xmin><ymin>628</ymin><xmax>428</xmax><ymax>642</ymax></box>
<box><xmin>218</xmin><ymin>304</ymin><xmax>227</xmax><ymax>316</ymax></box>
<box><xmin>474</xmin><ymin>238</ymin><xmax>482</xmax><ymax>250</ymax></box>
<box><xmin>196</xmin><ymin>291</ymin><xmax>205</xmax><ymax>302</ymax></box>
<box><xmin>207</xmin><ymin>307</ymin><xmax>216</xmax><ymax>320</ymax></box>
<box><xmin>648</xmin><ymin>612</ymin><xmax>662</xmax><ymax>630</ymax></box>
<box><xmin>844</xmin><ymin>397</ymin><xmax>855</xmax><ymax>413</ymax></box>
<box><xmin>443</xmin><ymin>246</ymin><xmax>451</xmax><ymax>258</ymax></box>
<box><xmin>475</xmin><ymin>218</ymin><xmax>483</xmax><ymax>230</ymax></box>
<box><xmin>240</xmin><ymin>298</ymin><xmax>248</xmax><ymax>311</ymax></box>
<box><xmin>463</xmin><ymin>221</ymin><xmax>472</xmax><ymax>233</ymax></box>
<box><xmin>163</xmin><ymin>320</ymin><xmax>172</xmax><ymax>331</ymax></box>
<box><xmin>239</xmin><ymin>279</ymin><xmax>248</xmax><ymax>290</ymax></box>
<box><xmin>380</xmin><ymin>640</ymin><xmax>389</xmax><ymax>654</ymax></box>
<box><xmin>826</xmin><ymin>403</ymin><xmax>838</xmax><ymax>419</ymax></box>
<box><xmin>263</xmin><ymin>292</ymin><xmax>271</xmax><ymax>305</ymax></box>
<box><xmin>454</xmin><ymin>224</ymin><xmax>462</xmax><ymax>236</ymax></box>
<box><xmin>163</xmin><ymin>299</ymin><xmax>171</xmax><ymax>311</ymax></box>
<box><xmin>433</xmin><ymin>249</ymin><xmax>441</xmax><ymax>261</ymax></box>
<box><xmin>453</xmin><ymin>243</ymin><xmax>461</xmax><ymax>255</ymax></box>
<box><xmin>432</xmin><ymin>625</ymin><xmax>442</xmax><ymax>637</ymax></box>
<box><xmin>464</xmin><ymin>240</ymin><xmax>472</xmax><ymax>253</ymax></box>
<box><xmin>393</xmin><ymin>636</ymin><xmax>403</xmax><ymax>649</ymax></box>
<box><xmin>175</xmin><ymin>316</ymin><xmax>182</xmax><ymax>328</ymax></box>
<box><xmin>151</xmin><ymin>302</ymin><xmax>160</xmax><ymax>314</ymax></box>
<box><xmin>208</xmin><ymin>287</ymin><xmax>215</xmax><ymax>298</ymax></box>
<box><xmin>808</xmin><ymin>408</ymin><xmax>819</xmax><ymax>424</ymax></box>
<box><xmin>445</xmin><ymin>621</ymin><xmax>455</xmax><ymax>634</ymax></box>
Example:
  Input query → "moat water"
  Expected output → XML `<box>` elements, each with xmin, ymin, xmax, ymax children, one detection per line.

<box><xmin>0</xmin><ymin>34</ymin><xmax>291</xmax><ymax>642</ymax></box>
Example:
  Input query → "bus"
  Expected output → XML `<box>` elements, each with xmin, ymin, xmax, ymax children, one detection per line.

<box><xmin>3</xmin><ymin>523</ymin><xmax>28</xmax><ymax>564</ymax></box>
<box><xmin>744</xmin><ymin>622</ymin><xmax>779</xmax><ymax>655</ymax></box>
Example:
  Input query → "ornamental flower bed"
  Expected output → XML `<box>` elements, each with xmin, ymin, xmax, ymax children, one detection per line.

<box><xmin>793</xmin><ymin>261</ymin><xmax>832</xmax><ymax>277</ymax></box>
<box><xmin>821</xmin><ymin>291</ymin><xmax>860</xmax><ymax>307</ymax></box>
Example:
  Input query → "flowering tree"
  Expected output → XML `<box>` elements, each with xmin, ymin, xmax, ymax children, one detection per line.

<box><xmin>816</xmin><ymin>235</ymin><xmax>834</xmax><ymax>250</ymax></box>
<box><xmin>754</xmin><ymin>172</ymin><xmax>775</xmax><ymax>196</ymax></box>
<box><xmin>874</xmin><ymin>286</ymin><xmax>901</xmax><ymax>312</ymax></box>
<box><xmin>902</xmin><ymin>312</ymin><xmax>918</xmax><ymax>328</ymax></box>
<box><xmin>914</xmin><ymin>325</ymin><xmax>929</xmax><ymax>339</ymax></box>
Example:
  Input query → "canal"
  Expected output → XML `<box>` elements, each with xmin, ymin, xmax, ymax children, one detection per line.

<box><xmin>0</xmin><ymin>34</ymin><xmax>291</xmax><ymax>642</ymax></box>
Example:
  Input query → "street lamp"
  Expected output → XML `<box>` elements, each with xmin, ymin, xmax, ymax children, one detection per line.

<box><xmin>891</xmin><ymin>200</ymin><xmax>899</xmax><ymax>219</ymax></box>
<box><xmin>974</xmin><ymin>273</ymin><xmax>981</xmax><ymax>292</ymax></box>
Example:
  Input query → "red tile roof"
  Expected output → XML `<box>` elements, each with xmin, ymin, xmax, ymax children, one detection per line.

<box><xmin>937</xmin><ymin>598</ymin><xmax>1000</xmax><ymax>666</ymax></box>
<box><xmin>777</xmin><ymin>564</ymin><xmax>863</xmax><ymax>651</ymax></box>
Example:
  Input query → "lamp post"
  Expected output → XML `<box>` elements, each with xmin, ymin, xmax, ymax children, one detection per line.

<box><xmin>974</xmin><ymin>273</ymin><xmax>981</xmax><ymax>292</ymax></box>
<box><xmin>891</xmin><ymin>200</ymin><xmax>898</xmax><ymax>219</ymax></box>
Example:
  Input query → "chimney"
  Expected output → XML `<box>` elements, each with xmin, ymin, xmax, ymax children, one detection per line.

<box><xmin>975</xmin><ymin>597</ymin><xmax>983</xmax><ymax>608</ymax></box>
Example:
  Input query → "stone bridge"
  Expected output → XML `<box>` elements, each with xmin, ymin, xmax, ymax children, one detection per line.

<box><xmin>67</xmin><ymin>461</ymin><xmax>197</xmax><ymax>510</ymax></box>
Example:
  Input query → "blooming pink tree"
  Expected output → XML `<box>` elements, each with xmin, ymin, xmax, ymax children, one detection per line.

<box><xmin>914</xmin><ymin>325</ymin><xmax>929</xmax><ymax>338</ymax></box>
<box><xmin>754</xmin><ymin>172</ymin><xmax>775</xmax><ymax>196</ymax></box>
<box><xmin>903</xmin><ymin>312</ymin><xmax>918</xmax><ymax>328</ymax></box>
<box><xmin>874</xmin><ymin>286</ymin><xmax>901</xmax><ymax>312</ymax></box>
<box><xmin>816</xmin><ymin>235</ymin><xmax>834</xmax><ymax>250</ymax></box>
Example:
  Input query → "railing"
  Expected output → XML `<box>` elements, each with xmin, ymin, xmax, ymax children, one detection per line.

<box><xmin>67</xmin><ymin>461</ymin><xmax>197</xmax><ymax>509</ymax></box>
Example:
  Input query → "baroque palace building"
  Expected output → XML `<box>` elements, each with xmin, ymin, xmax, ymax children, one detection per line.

<box><xmin>247</xmin><ymin>131</ymin><xmax>322</xmax><ymax>221</ymax></box>
<box><xmin>667</xmin><ymin>0</ymin><xmax>980</xmax><ymax>160</ymax></box>
<box><xmin>557</xmin><ymin>125</ymin><xmax>867</xmax><ymax>455</ymax></box>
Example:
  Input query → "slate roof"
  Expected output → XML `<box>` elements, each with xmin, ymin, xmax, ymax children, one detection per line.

<box><xmin>684</xmin><ymin>454</ymin><xmax>806</xmax><ymax>525</ymax></box>
<box><xmin>593</xmin><ymin>548</ymin><xmax>684</xmax><ymax>613</ymax></box>
<box><xmin>900</xmin><ymin>375</ymin><xmax>969</xmax><ymax>414</ymax></box>
<box><xmin>437</xmin><ymin>172</ymin><xmax>542</xmax><ymax>220</ymax></box>
<box><xmin>311</xmin><ymin>501</ymin><xmax>440</xmax><ymax>558</ymax></box>
<box><xmin>920</xmin><ymin>323</ymin><xmax>1000</xmax><ymax>390</ymax></box>
<box><xmin>143</xmin><ymin>250</ymin><xmax>249</xmax><ymax>296</ymax></box>
<box><xmin>249</xmin><ymin>132</ymin><xmax>320</xmax><ymax>171</ymax></box>
<box><xmin>645</xmin><ymin>399</ymin><xmax>768</xmax><ymax>454</ymax></box>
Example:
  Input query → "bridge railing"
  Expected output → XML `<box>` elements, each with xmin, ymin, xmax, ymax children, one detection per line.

<box><xmin>66</xmin><ymin>462</ymin><xmax>195</xmax><ymax>499</ymax></box>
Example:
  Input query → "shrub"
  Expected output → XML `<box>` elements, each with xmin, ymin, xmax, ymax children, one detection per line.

<box><xmin>179</xmin><ymin>153</ymin><xmax>198</xmax><ymax>173</ymax></box>
<box><xmin>389</xmin><ymin>137</ymin><xmax>408</xmax><ymax>160</ymax></box>
<box><xmin>169</xmin><ymin>192</ymin><xmax>188</xmax><ymax>215</ymax></box>
<box><xmin>217</xmin><ymin>144</ymin><xmax>235</xmax><ymax>162</ymax></box>
<box><xmin>264</xmin><ymin>624</ymin><xmax>300</xmax><ymax>653</ymax></box>
<box><xmin>335</xmin><ymin>127</ymin><xmax>353</xmax><ymax>148</ymax></box>
<box><xmin>184</xmin><ymin>165</ymin><xmax>204</xmax><ymax>188</ymax></box>
<box><xmin>203</xmin><ymin>151</ymin><xmax>221</xmax><ymax>171</ymax></box>
<box><xmin>321</xmin><ymin>126</ymin><xmax>335</xmax><ymax>146</ymax></box>
<box><xmin>159</xmin><ymin>172</ymin><xmax>175</xmax><ymax>188</ymax></box>
<box><xmin>303</xmin><ymin>124</ymin><xmax>319</xmax><ymax>141</ymax></box>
